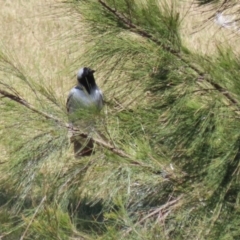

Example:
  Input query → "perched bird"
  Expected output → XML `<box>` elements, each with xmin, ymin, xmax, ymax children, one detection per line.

<box><xmin>67</xmin><ymin>67</ymin><xmax>103</xmax><ymax>157</ymax></box>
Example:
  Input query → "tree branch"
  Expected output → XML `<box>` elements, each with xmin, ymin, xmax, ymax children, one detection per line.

<box><xmin>20</xmin><ymin>196</ymin><xmax>46</xmax><ymax>240</ymax></box>
<box><xmin>98</xmin><ymin>0</ymin><xmax>178</xmax><ymax>54</ymax></box>
<box><xmin>0</xmin><ymin>88</ymin><xmax>170</xmax><ymax>176</ymax></box>
<box><xmin>98</xmin><ymin>0</ymin><xmax>240</xmax><ymax>109</ymax></box>
<box><xmin>71</xmin><ymin>128</ymin><xmax>167</xmax><ymax>174</ymax></box>
<box><xmin>124</xmin><ymin>195</ymin><xmax>183</xmax><ymax>236</ymax></box>
<box><xmin>0</xmin><ymin>88</ymin><xmax>62</xmax><ymax>124</ymax></box>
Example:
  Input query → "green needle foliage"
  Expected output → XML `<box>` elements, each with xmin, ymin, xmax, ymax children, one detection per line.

<box><xmin>0</xmin><ymin>0</ymin><xmax>240</xmax><ymax>239</ymax></box>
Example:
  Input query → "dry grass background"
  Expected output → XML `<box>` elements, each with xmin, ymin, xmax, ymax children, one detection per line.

<box><xmin>180</xmin><ymin>1</ymin><xmax>240</xmax><ymax>54</ymax></box>
<box><xmin>0</xmin><ymin>0</ymin><xmax>84</xmax><ymax>104</ymax></box>
<box><xmin>0</xmin><ymin>0</ymin><xmax>239</xmax><ymax>99</ymax></box>
<box><xmin>0</xmin><ymin>0</ymin><xmax>73</xmax><ymax>162</ymax></box>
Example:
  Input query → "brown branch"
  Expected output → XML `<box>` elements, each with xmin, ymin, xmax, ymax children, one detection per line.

<box><xmin>124</xmin><ymin>195</ymin><xmax>183</xmax><ymax>236</ymax></box>
<box><xmin>20</xmin><ymin>195</ymin><xmax>46</xmax><ymax>240</ymax></box>
<box><xmin>71</xmin><ymin>129</ymin><xmax>160</xmax><ymax>172</ymax></box>
<box><xmin>0</xmin><ymin>88</ymin><xmax>62</xmax><ymax>124</ymax></box>
<box><xmin>0</xmin><ymin>88</ymin><xmax>165</xmax><ymax>175</ymax></box>
<box><xmin>98</xmin><ymin>0</ymin><xmax>240</xmax><ymax>109</ymax></box>
<box><xmin>98</xmin><ymin>0</ymin><xmax>178</xmax><ymax>54</ymax></box>
<box><xmin>137</xmin><ymin>196</ymin><xmax>181</xmax><ymax>223</ymax></box>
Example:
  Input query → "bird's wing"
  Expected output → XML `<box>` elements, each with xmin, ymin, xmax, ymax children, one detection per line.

<box><xmin>66</xmin><ymin>92</ymin><xmax>73</xmax><ymax>113</ymax></box>
<box><xmin>66</xmin><ymin>86</ymin><xmax>83</xmax><ymax>113</ymax></box>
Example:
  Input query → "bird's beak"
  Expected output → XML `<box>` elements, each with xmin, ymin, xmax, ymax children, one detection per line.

<box><xmin>91</xmin><ymin>70</ymin><xmax>96</xmax><ymax>73</ymax></box>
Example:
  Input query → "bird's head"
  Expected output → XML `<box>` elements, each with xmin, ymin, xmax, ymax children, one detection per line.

<box><xmin>77</xmin><ymin>67</ymin><xmax>95</xmax><ymax>83</ymax></box>
<box><xmin>76</xmin><ymin>67</ymin><xmax>97</xmax><ymax>94</ymax></box>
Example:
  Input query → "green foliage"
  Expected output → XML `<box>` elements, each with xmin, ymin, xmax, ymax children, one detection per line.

<box><xmin>1</xmin><ymin>0</ymin><xmax>240</xmax><ymax>239</ymax></box>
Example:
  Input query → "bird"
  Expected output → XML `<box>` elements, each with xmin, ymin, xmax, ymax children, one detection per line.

<box><xmin>66</xmin><ymin>67</ymin><xmax>103</xmax><ymax>157</ymax></box>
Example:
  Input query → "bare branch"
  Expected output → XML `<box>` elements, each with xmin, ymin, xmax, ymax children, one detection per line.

<box><xmin>0</xmin><ymin>87</ymin><xmax>167</xmax><ymax>176</ymax></box>
<box><xmin>124</xmin><ymin>195</ymin><xmax>183</xmax><ymax>236</ymax></box>
<box><xmin>0</xmin><ymin>88</ymin><xmax>62</xmax><ymax>124</ymax></box>
<box><xmin>20</xmin><ymin>195</ymin><xmax>46</xmax><ymax>240</ymax></box>
<box><xmin>98</xmin><ymin>0</ymin><xmax>240</xmax><ymax>110</ymax></box>
<box><xmin>98</xmin><ymin>0</ymin><xmax>179</xmax><ymax>54</ymax></box>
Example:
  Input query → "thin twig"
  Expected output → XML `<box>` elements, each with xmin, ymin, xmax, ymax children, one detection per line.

<box><xmin>98</xmin><ymin>0</ymin><xmax>178</xmax><ymax>54</ymax></box>
<box><xmin>0</xmin><ymin>88</ymin><xmax>62</xmax><ymax>124</ymax></box>
<box><xmin>71</xmin><ymin>128</ymin><xmax>155</xmax><ymax>169</ymax></box>
<box><xmin>98</xmin><ymin>0</ymin><xmax>240</xmax><ymax>109</ymax></box>
<box><xmin>20</xmin><ymin>195</ymin><xmax>46</xmax><ymax>240</ymax></box>
<box><xmin>124</xmin><ymin>195</ymin><xmax>183</xmax><ymax>236</ymax></box>
<box><xmin>0</xmin><ymin>88</ymin><xmax>162</xmax><ymax>174</ymax></box>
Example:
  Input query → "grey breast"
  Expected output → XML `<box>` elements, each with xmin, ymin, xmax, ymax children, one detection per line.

<box><xmin>67</xmin><ymin>86</ymin><xmax>103</xmax><ymax>112</ymax></box>
<box><xmin>67</xmin><ymin>85</ymin><xmax>103</xmax><ymax>130</ymax></box>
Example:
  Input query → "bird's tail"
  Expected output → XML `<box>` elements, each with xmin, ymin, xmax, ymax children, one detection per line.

<box><xmin>73</xmin><ymin>137</ymin><xmax>94</xmax><ymax>158</ymax></box>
